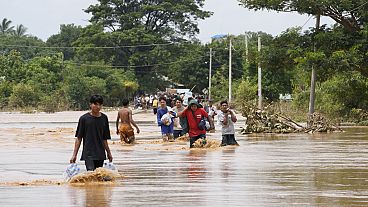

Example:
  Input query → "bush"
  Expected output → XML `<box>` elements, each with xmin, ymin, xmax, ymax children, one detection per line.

<box><xmin>8</xmin><ymin>83</ymin><xmax>40</xmax><ymax>108</ymax></box>
<box><xmin>234</xmin><ymin>79</ymin><xmax>257</xmax><ymax>105</ymax></box>
<box><xmin>292</xmin><ymin>72</ymin><xmax>368</xmax><ymax>121</ymax></box>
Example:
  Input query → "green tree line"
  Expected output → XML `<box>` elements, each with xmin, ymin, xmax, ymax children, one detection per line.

<box><xmin>0</xmin><ymin>0</ymin><xmax>367</xmax><ymax>124</ymax></box>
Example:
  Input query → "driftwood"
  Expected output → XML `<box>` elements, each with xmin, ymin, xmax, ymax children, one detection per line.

<box><xmin>305</xmin><ymin>113</ymin><xmax>343</xmax><ymax>133</ymax></box>
<box><xmin>240</xmin><ymin>105</ymin><xmax>342</xmax><ymax>134</ymax></box>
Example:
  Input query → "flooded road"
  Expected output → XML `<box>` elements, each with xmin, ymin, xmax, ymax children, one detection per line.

<box><xmin>0</xmin><ymin>111</ymin><xmax>368</xmax><ymax>206</ymax></box>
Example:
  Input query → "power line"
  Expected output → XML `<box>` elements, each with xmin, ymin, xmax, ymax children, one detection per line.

<box><xmin>0</xmin><ymin>42</ymin><xmax>176</xmax><ymax>49</ymax></box>
<box><xmin>301</xmin><ymin>15</ymin><xmax>314</xmax><ymax>29</ymax></box>
<box><xmin>67</xmin><ymin>55</ymin><xmax>206</xmax><ymax>68</ymax></box>
<box><xmin>348</xmin><ymin>1</ymin><xmax>368</xmax><ymax>13</ymax></box>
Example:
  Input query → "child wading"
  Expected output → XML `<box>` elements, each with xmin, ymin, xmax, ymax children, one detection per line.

<box><xmin>70</xmin><ymin>95</ymin><xmax>113</xmax><ymax>171</ymax></box>
<box><xmin>116</xmin><ymin>98</ymin><xmax>140</xmax><ymax>144</ymax></box>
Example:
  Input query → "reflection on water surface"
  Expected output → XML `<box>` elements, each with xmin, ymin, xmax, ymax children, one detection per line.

<box><xmin>1</xmin><ymin>122</ymin><xmax>368</xmax><ymax>206</ymax></box>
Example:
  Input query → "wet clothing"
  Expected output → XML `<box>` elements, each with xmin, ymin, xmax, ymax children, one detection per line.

<box><xmin>173</xmin><ymin>106</ymin><xmax>188</xmax><ymax>137</ymax></box>
<box><xmin>157</xmin><ymin>107</ymin><xmax>176</xmax><ymax>134</ymax></box>
<box><xmin>85</xmin><ymin>159</ymin><xmax>104</xmax><ymax>171</ymax></box>
<box><xmin>173</xmin><ymin>130</ymin><xmax>185</xmax><ymax>138</ymax></box>
<box><xmin>181</xmin><ymin>108</ymin><xmax>209</xmax><ymax>138</ymax></box>
<box><xmin>189</xmin><ymin>134</ymin><xmax>206</xmax><ymax>148</ymax></box>
<box><xmin>221</xmin><ymin>134</ymin><xmax>238</xmax><ymax>146</ymax></box>
<box><xmin>119</xmin><ymin>123</ymin><xmax>135</xmax><ymax>144</ymax></box>
<box><xmin>75</xmin><ymin>113</ymin><xmax>111</xmax><ymax>161</ymax></box>
<box><xmin>217</xmin><ymin>110</ymin><xmax>238</xmax><ymax>146</ymax></box>
<box><xmin>205</xmin><ymin>105</ymin><xmax>217</xmax><ymax>118</ymax></box>
<box><xmin>217</xmin><ymin>110</ymin><xmax>235</xmax><ymax>134</ymax></box>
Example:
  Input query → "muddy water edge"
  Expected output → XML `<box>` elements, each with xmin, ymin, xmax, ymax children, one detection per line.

<box><xmin>0</xmin><ymin>112</ymin><xmax>368</xmax><ymax>206</ymax></box>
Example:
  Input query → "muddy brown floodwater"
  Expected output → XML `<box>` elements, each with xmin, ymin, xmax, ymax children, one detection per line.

<box><xmin>0</xmin><ymin>111</ymin><xmax>368</xmax><ymax>206</ymax></box>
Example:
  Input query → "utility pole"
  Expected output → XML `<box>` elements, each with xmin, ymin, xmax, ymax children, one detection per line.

<box><xmin>308</xmin><ymin>14</ymin><xmax>321</xmax><ymax>116</ymax></box>
<box><xmin>209</xmin><ymin>48</ymin><xmax>212</xmax><ymax>100</ymax></box>
<box><xmin>257</xmin><ymin>35</ymin><xmax>262</xmax><ymax>109</ymax></box>
<box><xmin>229</xmin><ymin>37</ymin><xmax>232</xmax><ymax>102</ymax></box>
<box><xmin>245</xmin><ymin>32</ymin><xmax>248</xmax><ymax>62</ymax></box>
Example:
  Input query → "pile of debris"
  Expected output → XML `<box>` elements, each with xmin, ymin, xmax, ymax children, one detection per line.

<box><xmin>306</xmin><ymin>113</ymin><xmax>342</xmax><ymax>133</ymax></box>
<box><xmin>240</xmin><ymin>105</ymin><xmax>341</xmax><ymax>134</ymax></box>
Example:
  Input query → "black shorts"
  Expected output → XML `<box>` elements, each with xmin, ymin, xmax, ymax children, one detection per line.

<box><xmin>173</xmin><ymin>130</ymin><xmax>184</xmax><ymax>138</ymax></box>
<box><xmin>189</xmin><ymin>134</ymin><xmax>206</xmax><ymax>148</ymax></box>
<box><xmin>85</xmin><ymin>159</ymin><xmax>104</xmax><ymax>171</ymax></box>
<box><xmin>221</xmin><ymin>134</ymin><xmax>238</xmax><ymax>146</ymax></box>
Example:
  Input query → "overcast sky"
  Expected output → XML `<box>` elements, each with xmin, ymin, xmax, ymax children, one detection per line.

<box><xmin>0</xmin><ymin>0</ymin><xmax>333</xmax><ymax>43</ymax></box>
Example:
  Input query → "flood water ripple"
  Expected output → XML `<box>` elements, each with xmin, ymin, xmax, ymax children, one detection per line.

<box><xmin>0</xmin><ymin>121</ymin><xmax>368</xmax><ymax>206</ymax></box>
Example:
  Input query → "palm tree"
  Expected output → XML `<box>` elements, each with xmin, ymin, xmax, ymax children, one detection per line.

<box><xmin>0</xmin><ymin>18</ymin><xmax>15</xmax><ymax>34</ymax></box>
<box><xmin>13</xmin><ymin>24</ymin><xmax>27</xmax><ymax>37</ymax></box>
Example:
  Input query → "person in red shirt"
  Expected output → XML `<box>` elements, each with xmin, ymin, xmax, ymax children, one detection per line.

<box><xmin>178</xmin><ymin>99</ymin><xmax>215</xmax><ymax>148</ymax></box>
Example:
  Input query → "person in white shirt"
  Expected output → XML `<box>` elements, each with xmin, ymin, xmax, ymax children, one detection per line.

<box><xmin>172</xmin><ymin>97</ymin><xmax>187</xmax><ymax>138</ymax></box>
<box><xmin>205</xmin><ymin>99</ymin><xmax>217</xmax><ymax>119</ymax></box>
<box><xmin>217</xmin><ymin>100</ymin><xmax>239</xmax><ymax>146</ymax></box>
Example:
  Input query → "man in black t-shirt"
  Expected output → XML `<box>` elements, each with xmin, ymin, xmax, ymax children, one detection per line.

<box><xmin>70</xmin><ymin>95</ymin><xmax>113</xmax><ymax>171</ymax></box>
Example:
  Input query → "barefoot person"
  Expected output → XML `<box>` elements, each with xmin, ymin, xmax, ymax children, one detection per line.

<box><xmin>116</xmin><ymin>98</ymin><xmax>140</xmax><ymax>144</ymax></box>
<box><xmin>70</xmin><ymin>95</ymin><xmax>113</xmax><ymax>171</ymax></box>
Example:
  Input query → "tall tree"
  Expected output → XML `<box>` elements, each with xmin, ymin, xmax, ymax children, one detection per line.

<box><xmin>0</xmin><ymin>18</ymin><xmax>14</xmax><ymax>34</ymax></box>
<box><xmin>238</xmin><ymin>0</ymin><xmax>368</xmax><ymax>33</ymax></box>
<box><xmin>47</xmin><ymin>24</ymin><xmax>83</xmax><ymax>60</ymax></box>
<box><xmin>13</xmin><ymin>24</ymin><xmax>27</xmax><ymax>37</ymax></box>
<box><xmin>76</xmin><ymin>0</ymin><xmax>212</xmax><ymax>92</ymax></box>
<box><xmin>85</xmin><ymin>0</ymin><xmax>212</xmax><ymax>39</ymax></box>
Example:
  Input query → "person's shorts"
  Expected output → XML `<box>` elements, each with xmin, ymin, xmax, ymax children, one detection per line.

<box><xmin>173</xmin><ymin>130</ymin><xmax>184</xmax><ymax>138</ymax></box>
<box><xmin>119</xmin><ymin>124</ymin><xmax>135</xmax><ymax>144</ymax></box>
<box><xmin>221</xmin><ymin>134</ymin><xmax>238</xmax><ymax>146</ymax></box>
<box><xmin>189</xmin><ymin>134</ymin><xmax>206</xmax><ymax>148</ymax></box>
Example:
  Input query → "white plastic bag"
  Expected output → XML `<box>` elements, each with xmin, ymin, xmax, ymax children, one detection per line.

<box><xmin>64</xmin><ymin>163</ymin><xmax>80</xmax><ymax>180</ymax></box>
<box><xmin>103</xmin><ymin>161</ymin><xmax>117</xmax><ymax>171</ymax></box>
<box><xmin>161</xmin><ymin>113</ymin><xmax>172</xmax><ymax>126</ymax></box>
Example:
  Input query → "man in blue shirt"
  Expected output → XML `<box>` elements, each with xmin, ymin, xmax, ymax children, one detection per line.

<box><xmin>157</xmin><ymin>96</ymin><xmax>176</xmax><ymax>142</ymax></box>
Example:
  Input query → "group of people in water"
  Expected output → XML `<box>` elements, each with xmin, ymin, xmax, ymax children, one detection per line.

<box><xmin>70</xmin><ymin>94</ymin><xmax>239</xmax><ymax>171</ymax></box>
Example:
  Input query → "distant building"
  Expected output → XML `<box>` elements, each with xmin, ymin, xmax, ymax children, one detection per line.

<box><xmin>279</xmin><ymin>94</ymin><xmax>293</xmax><ymax>101</ymax></box>
<box><xmin>211</xmin><ymin>34</ymin><xmax>227</xmax><ymax>42</ymax></box>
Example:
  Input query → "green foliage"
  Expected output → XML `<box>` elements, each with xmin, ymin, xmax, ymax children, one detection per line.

<box><xmin>13</xmin><ymin>24</ymin><xmax>27</xmax><ymax>37</ymax></box>
<box><xmin>0</xmin><ymin>50</ymin><xmax>26</xmax><ymax>83</ymax></box>
<box><xmin>316</xmin><ymin>72</ymin><xmax>368</xmax><ymax>117</ymax></box>
<box><xmin>46</xmin><ymin>24</ymin><xmax>83</xmax><ymax>60</ymax></box>
<box><xmin>8</xmin><ymin>83</ymin><xmax>41</xmax><ymax>108</ymax></box>
<box><xmin>238</xmin><ymin>0</ymin><xmax>368</xmax><ymax>32</ymax></box>
<box><xmin>86</xmin><ymin>0</ymin><xmax>212</xmax><ymax>39</ymax></box>
<box><xmin>210</xmin><ymin>66</ymin><xmax>230</xmax><ymax>101</ymax></box>
<box><xmin>0</xmin><ymin>34</ymin><xmax>48</xmax><ymax>60</ymax></box>
<box><xmin>0</xmin><ymin>80</ymin><xmax>13</xmax><ymax>108</ymax></box>
<box><xmin>62</xmin><ymin>66</ymin><xmax>105</xmax><ymax>110</ymax></box>
<box><xmin>39</xmin><ymin>89</ymin><xmax>69</xmax><ymax>113</ymax></box>
<box><xmin>293</xmin><ymin>72</ymin><xmax>368</xmax><ymax>121</ymax></box>
<box><xmin>234</xmin><ymin>78</ymin><xmax>257</xmax><ymax>105</ymax></box>
<box><xmin>0</xmin><ymin>18</ymin><xmax>14</xmax><ymax>34</ymax></box>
